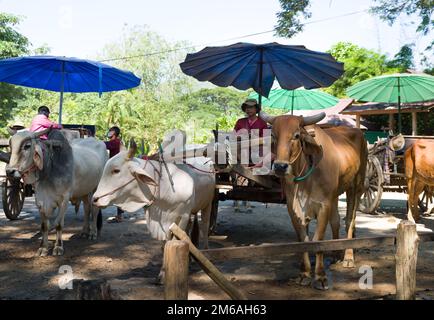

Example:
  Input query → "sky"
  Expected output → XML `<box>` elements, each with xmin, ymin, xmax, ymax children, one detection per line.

<box><xmin>1</xmin><ymin>0</ymin><xmax>432</xmax><ymax>67</ymax></box>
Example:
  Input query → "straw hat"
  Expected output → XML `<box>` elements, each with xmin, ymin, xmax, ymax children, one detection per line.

<box><xmin>389</xmin><ymin>134</ymin><xmax>405</xmax><ymax>151</ymax></box>
<box><xmin>241</xmin><ymin>99</ymin><xmax>260</xmax><ymax>112</ymax></box>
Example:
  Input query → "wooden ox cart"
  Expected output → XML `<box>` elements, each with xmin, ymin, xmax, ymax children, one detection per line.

<box><xmin>343</xmin><ymin>102</ymin><xmax>434</xmax><ymax>215</ymax></box>
<box><xmin>0</xmin><ymin>125</ymin><xmax>96</xmax><ymax>220</ymax></box>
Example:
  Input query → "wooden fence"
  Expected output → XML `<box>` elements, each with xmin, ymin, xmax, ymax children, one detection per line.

<box><xmin>165</xmin><ymin>221</ymin><xmax>434</xmax><ymax>301</ymax></box>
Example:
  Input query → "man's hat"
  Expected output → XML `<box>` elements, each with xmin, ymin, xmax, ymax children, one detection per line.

<box><xmin>241</xmin><ymin>99</ymin><xmax>260</xmax><ymax>112</ymax></box>
<box><xmin>389</xmin><ymin>134</ymin><xmax>405</xmax><ymax>152</ymax></box>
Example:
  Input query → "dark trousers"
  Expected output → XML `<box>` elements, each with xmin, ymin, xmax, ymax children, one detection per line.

<box><xmin>117</xmin><ymin>208</ymin><xmax>124</xmax><ymax>217</ymax></box>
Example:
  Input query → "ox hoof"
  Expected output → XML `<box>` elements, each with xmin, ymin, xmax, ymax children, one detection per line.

<box><xmin>313</xmin><ymin>276</ymin><xmax>329</xmax><ymax>291</ymax></box>
<box><xmin>53</xmin><ymin>246</ymin><xmax>64</xmax><ymax>256</ymax></box>
<box><xmin>88</xmin><ymin>233</ymin><xmax>98</xmax><ymax>241</ymax></box>
<box><xmin>37</xmin><ymin>247</ymin><xmax>49</xmax><ymax>257</ymax></box>
<box><xmin>295</xmin><ymin>274</ymin><xmax>312</xmax><ymax>287</ymax></box>
<box><xmin>155</xmin><ymin>270</ymin><xmax>165</xmax><ymax>285</ymax></box>
<box><xmin>342</xmin><ymin>259</ymin><xmax>355</xmax><ymax>268</ymax></box>
<box><xmin>80</xmin><ymin>232</ymin><xmax>89</xmax><ymax>239</ymax></box>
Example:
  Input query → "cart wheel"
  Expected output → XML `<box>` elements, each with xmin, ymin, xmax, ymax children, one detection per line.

<box><xmin>208</xmin><ymin>190</ymin><xmax>219</xmax><ymax>235</ymax></box>
<box><xmin>419</xmin><ymin>186</ymin><xmax>434</xmax><ymax>215</ymax></box>
<box><xmin>2</xmin><ymin>178</ymin><xmax>25</xmax><ymax>220</ymax></box>
<box><xmin>359</xmin><ymin>156</ymin><xmax>384</xmax><ymax>214</ymax></box>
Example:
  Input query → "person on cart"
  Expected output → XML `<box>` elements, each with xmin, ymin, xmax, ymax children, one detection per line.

<box><xmin>104</xmin><ymin>126</ymin><xmax>125</xmax><ymax>223</ymax></box>
<box><xmin>29</xmin><ymin>106</ymin><xmax>62</xmax><ymax>140</ymax></box>
<box><xmin>234</xmin><ymin>99</ymin><xmax>268</xmax><ymax>137</ymax></box>
<box><xmin>234</xmin><ymin>99</ymin><xmax>274</xmax><ymax>172</ymax></box>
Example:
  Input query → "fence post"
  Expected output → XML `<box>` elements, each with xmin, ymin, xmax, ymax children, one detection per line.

<box><xmin>169</xmin><ymin>223</ymin><xmax>248</xmax><ymax>300</ymax></box>
<box><xmin>395</xmin><ymin>220</ymin><xmax>419</xmax><ymax>300</ymax></box>
<box><xmin>164</xmin><ymin>240</ymin><xmax>189</xmax><ymax>300</ymax></box>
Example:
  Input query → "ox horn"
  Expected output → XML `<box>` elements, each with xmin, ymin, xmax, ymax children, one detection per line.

<box><xmin>32</xmin><ymin>127</ymin><xmax>52</xmax><ymax>139</ymax></box>
<box><xmin>301</xmin><ymin>112</ymin><xmax>326</xmax><ymax>126</ymax></box>
<box><xmin>127</xmin><ymin>139</ymin><xmax>137</xmax><ymax>159</ymax></box>
<box><xmin>259</xmin><ymin>111</ymin><xmax>277</xmax><ymax>125</ymax></box>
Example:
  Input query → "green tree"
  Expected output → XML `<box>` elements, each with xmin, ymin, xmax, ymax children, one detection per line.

<box><xmin>386</xmin><ymin>44</ymin><xmax>415</xmax><ymax>72</ymax></box>
<box><xmin>370</xmin><ymin>0</ymin><xmax>433</xmax><ymax>39</ymax></box>
<box><xmin>324</xmin><ymin>42</ymin><xmax>396</xmax><ymax>97</ymax></box>
<box><xmin>276</xmin><ymin>0</ymin><xmax>433</xmax><ymax>42</ymax></box>
<box><xmin>275</xmin><ymin>0</ymin><xmax>311</xmax><ymax>38</ymax></box>
<box><xmin>178</xmin><ymin>87</ymin><xmax>246</xmax><ymax>143</ymax></box>
<box><xmin>0</xmin><ymin>13</ymin><xmax>30</xmax><ymax>134</ymax></box>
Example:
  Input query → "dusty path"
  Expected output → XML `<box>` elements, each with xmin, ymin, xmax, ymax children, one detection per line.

<box><xmin>0</xmin><ymin>192</ymin><xmax>433</xmax><ymax>300</ymax></box>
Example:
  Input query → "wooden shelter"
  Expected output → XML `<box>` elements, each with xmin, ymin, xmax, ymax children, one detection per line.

<box><xmin>341</xmin><ymin>101</ymin><xmax>434</xmax><ymax>135</ymax></box>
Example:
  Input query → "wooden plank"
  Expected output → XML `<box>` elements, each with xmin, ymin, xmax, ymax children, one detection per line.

<box><xmin>222</xmin><ymin>188</ymin><xmax>286</xmax><ymax>204</ymax></box>
<box><xmin>169</xmin><ymin>223</ymin><xmax>247</xmax><ymax>300</ymax></box>
<box><xmin>342</xmin><ymin>108</ymin><xmax>431</xmax><ymax>116</ymax></box>
<box><xmin>164</xmin><ymin>240</ymin><xmax>189</xmax><ymax>300</ymax></box>
<box><xmin>201</xmin><ymin>236</ymin><xmax>396</xmax><ymax>261</ymax></box>
<box><xmin>411</xmin><ymin>112</ymin><xmax>418</xmax><ymax>136</ymax></box>
<box><xmin>395</xmin><ymin>221</ymin><xmax>419</xmax><ymax>300</ymax></box>
<box><xmin>231</xmin><ymin>165</ymin><xmax>273</xmax><ymax>189</ymax></box>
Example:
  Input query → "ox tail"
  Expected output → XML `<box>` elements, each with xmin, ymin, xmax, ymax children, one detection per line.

<box><xmin>97</xmin><ymin>210</ymin><xmax>103</xmax><ymax>231</ymax></box>
<box><xmin>190</xmin><ymin>214</ymin><xmax>200</xmax><ymax>248</ymax></box>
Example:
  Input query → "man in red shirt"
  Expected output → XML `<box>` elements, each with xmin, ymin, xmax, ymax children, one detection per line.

<box><xmin>234</xmin><ymin>99</ymin><xmax>274</xmax><ymax>173</ymax></box>
<box><xmin>234</xmin><ymin>99</ymin><xmax>268</xmax><ymax>137</ymax></box>
<box><xmin>105</xmin><ymin>126</ymin><xmax>124</xmax><ymax>223</ymax></box>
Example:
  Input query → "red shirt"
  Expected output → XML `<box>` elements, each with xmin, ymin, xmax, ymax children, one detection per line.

<box><xmin>105</xmin><ymin>138</ymin><xmax>121</xmax><ymax>158</ymax></box>
<box><xmin>234</xmin><ymin>117</ymin><xmax>268</xmax><ymax>137</ymax></box>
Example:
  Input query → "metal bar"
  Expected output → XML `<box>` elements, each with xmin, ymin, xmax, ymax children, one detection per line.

<box><xmin>398</xmin><ymin>77</ymin><xmax>402</xmax><ymax>134</ymax></box>
<box><xmin>58</xmin><ymin>61</ymin><xmax>65</xmax><ymax>125</ymax></box>
<box><xmin>258</xmin><ymin>47</ymin><xmax>264</xmax><ymax>108</ymax></box>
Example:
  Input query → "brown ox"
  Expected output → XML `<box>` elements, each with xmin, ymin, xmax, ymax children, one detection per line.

<box><xmin>405</xmin><ymin>139</ymin><xmax>434</xmax><ymax>222</ymax></box>
<box><xmin>260</xmin><ymin>111</ymin><xmax>368</xmax><ymax>290</ymax></box>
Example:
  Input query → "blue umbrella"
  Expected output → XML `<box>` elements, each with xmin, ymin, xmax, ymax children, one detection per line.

<box><xmin>0</xmin><ymin>55</ymin><xmax>141</xmax><ymax>124</ymax></box>
<box><xmin>180</xmin><ymin>42</ymin><xmax>344</xmax><ymax>105</ymax></box>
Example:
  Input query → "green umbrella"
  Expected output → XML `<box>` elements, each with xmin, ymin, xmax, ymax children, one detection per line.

<box><xmin>249</xmin><ymin>88</ymin><xmax>339</xmax><ymax>115</ymax></box>
<box><xmin>347</xmin><ymin>74</ymin><xmax>434</xmax><ymax>133</ymax></box>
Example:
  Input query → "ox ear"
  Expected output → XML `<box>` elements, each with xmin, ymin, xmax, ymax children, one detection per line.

<box><xmin>300</xmin><ymin>130</ymin><xmax>323</xmax><ymax>167</ymax></box>
<box><xmin>33</xmin><ymin>144</ymin><xmax>44</xmax><ymax>171</ymax></box>
<box><xmin>127</xmin><ymin>139</ymin><xmax>137</xmax><ymax>159</ymax></box>
<box><xmin>130</xmin><ymin>164</ymin><xmax>158</xmax><ymax>187</ymax></box>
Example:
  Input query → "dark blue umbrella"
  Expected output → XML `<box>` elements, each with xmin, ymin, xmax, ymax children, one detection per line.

<box><xmin>0</xmin><ymin>55</ymin><xmax>141</xmax><ymax>123</ymax></box>
<box><xmin>180</xmin><ymin>42</ymin><xmax>344</xmax><ymax>105</ymax></box>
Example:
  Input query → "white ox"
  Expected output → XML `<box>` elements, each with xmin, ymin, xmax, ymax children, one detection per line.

<box><xmin>6</xmin><ymin>129</ymin><xmax>108</xmax><ymax>256</ymax></box>
<box><xmin>93</xmin><ymin>141</ymin><xmax>216</xmax><ymax>249</ymax></box>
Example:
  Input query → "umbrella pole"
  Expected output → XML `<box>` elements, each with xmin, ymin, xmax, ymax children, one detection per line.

<box><xmin>258</xmin><ymin>48</ymin><xmax>264</xmax><ymax>109</ymax></box>
<box><xmin>291</xmin><ymin>91</ymin><xmax>295</xmax><ymax>115</ymax></box>
<box><xmin>58</xmin><ymin>61</ymin><xmax>65</xmax><ymax>125</ymax></box>
<box><xmin>398</xmin><ymin>77</ymin><xmax>402</xmax><ymax>134</ymax></box>
<box><xmin>59</xmin><ymin>91</ymin><xmax>64</xmax><ymax>125</ymax></box>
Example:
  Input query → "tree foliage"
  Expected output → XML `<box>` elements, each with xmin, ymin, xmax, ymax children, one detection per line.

<box><xmin>276</xmin><ymin>0</ymin><xmax>433</xmax><ymax>40</ymax></box>
<box><xmin>274</xmin><ymin>0</ymin><xmax>311</xmax><ymax>38</ymax></box>
<box><xmin>324</xmin><ymin>42</ymin><xmax>397</xmax><ymax>97</ymax></box>
<box><xmin>370</xmin><ymin>0</ymin><xmax>433</xmax><ymax>36</ymax></box>
<box><xmin>0</xmin><ymin>13</ymin><xmax>30</xmax><ymax>133</ymax></box>
<box><xmin>386</xmin><ymin>44</ymin><xmax>415</xmax><ymax>72</ymax></box>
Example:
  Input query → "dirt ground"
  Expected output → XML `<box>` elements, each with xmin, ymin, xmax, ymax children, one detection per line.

<box><xmin>0</xmin><ymin>190</ymin><xmax>433</xmax><ymax>300</ymax></box>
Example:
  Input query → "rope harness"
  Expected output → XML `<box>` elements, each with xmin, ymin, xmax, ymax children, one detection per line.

<box><xmin>93</xmin><ymin>160</ymin><xmax>162</xmax><ymax>208</ymax></box>
<box><xmin>283</xmin><ymin>140</ymin><xmax>317</xmax><ymax>183</ymax></box>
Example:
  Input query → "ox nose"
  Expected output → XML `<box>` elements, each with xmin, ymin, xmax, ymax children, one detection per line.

<box><xmin>273</xmin><ymin>162</ymin><xmax>289</xmax><ymax>174</ymax></box>
<box><xmin>6</xmin><ymin>167</ymin><xmax>21</xmax><ymax>179</ymax></box>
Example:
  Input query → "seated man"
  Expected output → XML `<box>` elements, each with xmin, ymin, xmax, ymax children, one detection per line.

<box><xmin>234</xmin><ymin>99</ymin><xmax>268</xmax><ymax>137</ymax></box>
<box><xmin>233</xmin><ymin>99</ymin><xmax>273</xmax><ymax>173</ymax></box>
<box><xmin>29</xmin><ymin>106</ymin><xmax>62</xmax><ymax>140</ymax></box>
